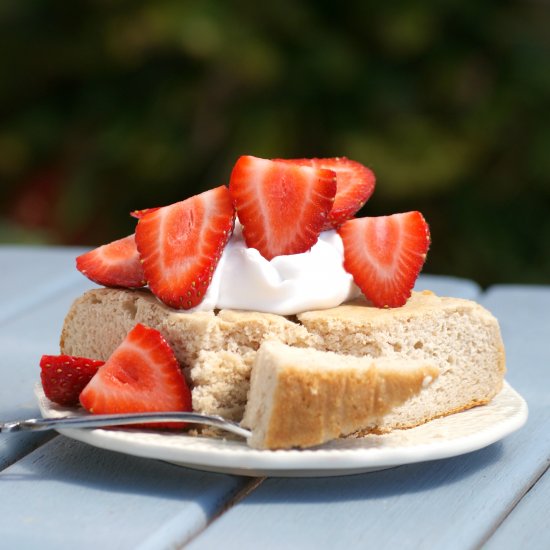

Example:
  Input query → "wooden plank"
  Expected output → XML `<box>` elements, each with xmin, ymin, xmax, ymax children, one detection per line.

<box><xmin>480</xmin><ymin>285</ymin><xmax>550</xmax><ymax>401</ymax></box>
<box><xmin>0</xmin><ymin>276</ymin><xmax>95</xmax><ymax>468</ymax></box>
<box><xmin>0</xmin><ymin>436</ymin><xmax>250</xmax><ymax>549</ymax></box>
<box><xmin>185</xmin><ymin>285</ymin><xmax>550</xmax><ymax>550</ymax></box>
<box><xmin>0</xmin><ymin>246</ymin><xmax>94</xmax><ymax>469</ymax></box>
<box><xmin>478</xmin><ymin>285</ymin><xmax>550</xmax><ymax>548</ymax></box>
<box><xmin>0</xmin><ymin>279</ymin><xmax>95</xmax><ymax>417</ymax></box>
<box><xmin>484</xmin><ymin>465</ymin><xmax>550</xmax><ymax>549</ymax></box>
<box><xmin>0</xmin><ymin>245</ymin><xmax>93</xmax><ymax>324</ymax></box>
<box><xmin>186</xmin><ymin>439</ymin><xmax>540</xmax><ymax>550</ymax></box>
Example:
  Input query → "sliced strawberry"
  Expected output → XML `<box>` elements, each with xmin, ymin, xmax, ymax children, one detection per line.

<box><xmin>229</xmin><ymin>155</ymin><xmax>337</xmax><ymax>260</ymax></box>
<box><xmin>130</xmin><ymin>207</ymin><xmax>161</xmax><ymax>219</ymax></box>
<box><xmin>135</xmin><ymin>185</ymin><xmax>235</xmax><ymax>309</ymax></box>
<box><xmin>338</xmin><ymin>211</ymin><xmax>430</xmax><ymax>308</ymax></box>
<box><xmin>276</xmin><ymin>157</ymin><xmax>376</xmax><ymax>229</ymax></box>
<box><xmin>40</xmin><ymin>354</ymin><xmax>105</xmax><ymax>406</ymax></box>
<box><xmin>76</xmin><ymin>234</ymin><xmax>146</xmax><ymax>288</ymax></box>
<box><xmin>79</xmin><ymin>323</ymin><xmax>192</xmax><ymax>429</ymax></box>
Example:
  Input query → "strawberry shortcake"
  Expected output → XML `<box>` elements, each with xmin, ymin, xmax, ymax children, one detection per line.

<box><xmin>40</xmin><ymin>155</ymin><xmax>505</xmax><ymax>449</ymax></box>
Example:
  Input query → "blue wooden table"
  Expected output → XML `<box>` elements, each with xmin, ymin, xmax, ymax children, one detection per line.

<box><xmin>0</xmin><ymin>245</ymin><xmax>548</xmax><ymax>549</ymax></box>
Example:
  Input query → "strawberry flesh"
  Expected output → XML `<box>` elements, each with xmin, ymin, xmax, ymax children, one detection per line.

<box><xmin>79</xmin><ymin>323</ymin><xmax>192</xmax><ymax>429</ymax></box>
<box><xmin>135</xmin><ymin>186</ymin><xmax>235</xmax><ymax>309</ymax></box>
<box><xmin>76</xmin><ymin>234</ymin><xmax>146</xmax><ymax>288</ymax></box>
<box><xmin>338</xmin><ymin>211</ymin><xmax>430</xmax><ymax>308</ymax></box>
<box><xmin>276</xmin><ymin>157</ymin><xmax>375</xmax><ymax>229</ymax></box>
<box><xmin>40</xmin><ymin>355</ymin><xmax>105</xmax><ymax>406</ymax></box>
<box><xmin>229</xmin><ymin>155</ymin><xmax>337</xmax><ymax>260</ymax></box>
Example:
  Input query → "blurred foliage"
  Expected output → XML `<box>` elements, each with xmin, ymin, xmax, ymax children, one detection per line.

<box><xmin>0</xmin><ymin>0</ymin><xmax>549</xmax><ymax>286</ymax></box>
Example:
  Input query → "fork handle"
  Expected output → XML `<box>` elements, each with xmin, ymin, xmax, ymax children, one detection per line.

<box><xmin>1</xmin><ymin>412</ymin><xmax>252</xmax><ymax>439</ymax></box>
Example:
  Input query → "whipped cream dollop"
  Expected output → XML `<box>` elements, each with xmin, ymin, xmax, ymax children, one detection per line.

<box><xmin>189</xmin><ymin>222</ymin><xmax>360</xmax><ymax>315</ymax></box>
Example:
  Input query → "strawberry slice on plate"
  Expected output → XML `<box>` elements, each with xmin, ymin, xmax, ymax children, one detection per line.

<box><xmin>40</xmin><ymin>354</ymin><xmax>105</xmax><ymax>406</ymax></box>
<box><xmin>135</xmin><ymin>185</ymin><xmax>235</xmax><ymax>309</ymax></box>
<box><xmin>229</xmin><ymin>155</ymin><xmax>337</xmax><ymax>260</ymax></box>
<box><xmin>76</xmin><ymin>234</ymin><xmax>146</xmax><ymax>288</ymax></box>
<box><xmin>276</xmin><ymin>157</ymin><xmax>375</xmax><ymax>229</ymax></box>
<box><xmin>338</xmin><ymin>211</ymin><xmax>430</xmax><ymax>308</ymax></box>
<box><xmin>79</xmin><ymin>323</ymin><xmax>192</xmax><ymax>429</ymax></box>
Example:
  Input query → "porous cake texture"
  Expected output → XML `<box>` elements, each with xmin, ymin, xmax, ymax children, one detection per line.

<box><xmin>297</xmin><ymin>292</ymin><xmax>506</xmax><ymax>431</ymax></box>
<box><xmin>242</xmin><ymin>341</ymin><xmax>439</xmax><ymax>449</ymax></box>
<box><xmin>60</xmin><ymin>288</ymin><xmax>506</xmax><ymax>430</ymax></box>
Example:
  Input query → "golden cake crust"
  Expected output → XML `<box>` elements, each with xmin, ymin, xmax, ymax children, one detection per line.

<box><xmin>242</xmin><ymin>341</ymin><xmax>439</xmax><ymax>449</ymax></box>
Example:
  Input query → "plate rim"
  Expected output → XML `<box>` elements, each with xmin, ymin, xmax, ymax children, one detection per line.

<box><xmin>35</xmin><ymin>382</ymin><xmax>528</xmax><ymax>477</ymax></box>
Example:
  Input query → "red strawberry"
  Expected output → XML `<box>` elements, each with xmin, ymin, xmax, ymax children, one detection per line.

<box><xmin>130</xmin><ymin>207</ymin><xmax>161</xmax><ymax>219</ymax></box>
<box><xmin>40</xmin><ymin>355</ymin><xmax>105</xmax><ymax>406</ymax></box>
<box><xmin>79</xmin><ymin>323</ymin><xmax>192</xmax><ymax>429</ymax></box>
<box><xmin>276</xmin><ymin>157</ymin><xmax>376</xmax><ymax>229</ymax></box>
<box><xmin>229</xmin><ymin>155</ymin><xmax>337</xmax><ymax>260</ymax></box>
<box><xmin>135</xmin><ymin>186</ymin><xmax>235</xmax><ymax>309</ymax></box>
<box><xmin>338</xmin><ymin>211</ymin><xmax>430</xmax><ymax>308</ymax></box>
<box><xmin>76</xmin><ymin>234</ymin><xmax>146</xmax><ymax>288</ymax></box>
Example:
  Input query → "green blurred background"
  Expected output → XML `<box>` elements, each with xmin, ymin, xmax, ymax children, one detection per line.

<box><xmin>1</xmin><ymin>0</ymin><xmax>549</xmax><ymax>287</ymax></box>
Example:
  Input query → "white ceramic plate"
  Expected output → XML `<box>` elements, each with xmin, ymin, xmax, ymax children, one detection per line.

<box><xmin>36</xmin><ymin>382</ymin><xmax>527</xmax><ymax>477</ymax></box>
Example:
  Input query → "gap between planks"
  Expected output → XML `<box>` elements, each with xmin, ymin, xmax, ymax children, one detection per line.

<box><xmin>0</xmin><ymin>432</ymin><xmax>58</xmax><ymax>473</ymax></box>
<box><xmin>476</xmin><ymin>459</ymin><xmax>550</xmax><ymax>549</ymax></box>
<box><xmin>183</xmin><ymin>476</ymin><xmax>267</xmax><ymax>547</ymax></box>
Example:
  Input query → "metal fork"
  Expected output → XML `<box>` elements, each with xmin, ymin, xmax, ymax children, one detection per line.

<box><xmin>0</xmin><ymin>412</ymin><xmax>252</xmax><ymax>439</ymax></box>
